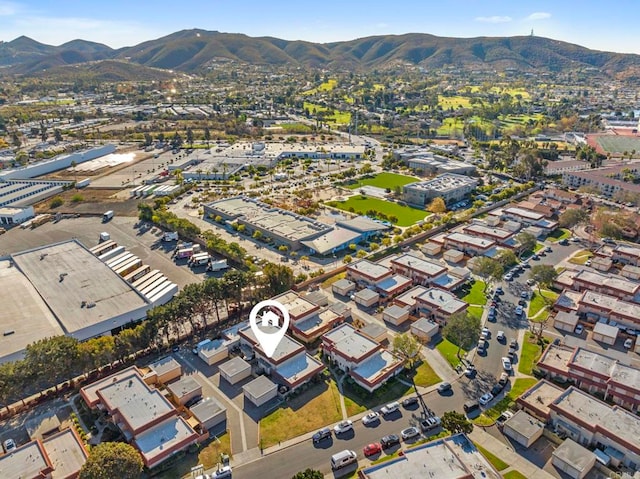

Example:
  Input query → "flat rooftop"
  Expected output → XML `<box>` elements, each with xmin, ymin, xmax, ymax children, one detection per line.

<box><xmin>574</xmin><ymin>270</ymin><xmax>640</xmax><ymax>295</ymax></box>
<box><xmin>463</xmin><ymin>223</ymin><xmax>514</xmax><ymax>240</ymax></box>
<box><xmin>0</xmin><ymin>440</ymin><xmax>51</xmax><ymax>478</ymax></box>
<box><xmin>11</xmin><ymin>240</ymin><xmax>149</xmax><ymax>336</ymax></box>
<box><xmin>404</xmin><ymin>173</ymin><xmax>478</xmax><ymax>192</ymax></box>
<box><xmin>167</xmin><ymin>376</ymin><xmax>202</xmax><ymax>398</ymax></box>
<box><xmin>552</xmin><ymin>387</ymin><xmax>640</xmax><ymax>443</ymax></box>
<box><xmin>570</xmin><ymin>347</ymin><xmax>616</xmax><ymax>375</ymax></box>
<box><xmin>504</xmin><ymin>410</ymin><xmax>544</xmax><ymax>439</ymax></box>
<box><xmin>553</xmin><ymin>439</ymin><xmax>595</xmax><ymax>473</ymax></box>
<box><xmin>503</xmin><ymin>207</ymin><xmax>545</xmax><ymax>220</ymax></box>
<box><xmin>352</xmin><ymin>350</ymin><xmax>402</xmax><ymax>385</ymax></box>
<box><xmin>43</xmin><ymin>428</ymin><xmax>88</xmax><ymax>479</ymax></box>
<box><xmin>0</xmin><ymin>260</ymin><xmax>63</xmax><ymax>362</ymax></box>
<box><xmin>391</xmin><ymin>253</ymin><xmax>447</xmax><ymax>277</ymax></box>
<box><xmin>293</xmin><ymin>308</ymin><xmax>341</xmax><ymax>336</ymax></box>
<box><xmin>218</xmin><ymin>356</ymin><xmax>251</xmax><ymax>378</ymax></box>
<box><xmin>361</xmin><ymin>434</ymin><xmax>499</xmax><ymax>479</ymax></box>
<box><xmin>394</xmin><ymin>285</ymin><xmax>429</xmax><ymax>308</ymax></box>
<box><xmin>241</xmin><ymin>325</ymin><xmax>304</xmax><ymax>362</ymax></box>
<box><xmin>347</xmin><ymin>259</ymin><xmax>391</xmax><ymax>281</ymax></box>
<box><xmin>134</xmin><ymin>416</ymin><xmax>197</xmax><ymax>466</ymax></box>
<box><xmin>206</xmin><ymin>196</ymin><xmax>331</xmax><ymax>241</ymax></box>
<box><xmin>96</xmin><ymin>372</ymin><xmax>174</xmax><ymax>434</ymax></box>
<box><xmin>518</xmin><ymin>380</ymin><xmax>565</xmax><ymax>418</ymax></box>
<box><xmin>375</xmin><ymin>274</ymin><xmax>412</xmax><ymax>294</ymax></box>
<box><xmin>537</xmin><ymin>343</ymin><xmax>574</xmax><ymax>376</ymax></box>
<box><xmin>148</xmin><ymin>356</ymin><xmax>181</xmax><ymax>378</ymax></box>
<box><xmin>445</xmin><ymin>232</ymin><xmax>496</xmax><ymax>249</ymax></box>
<box><xmin>243</xmin><ymin>375</ymin><xmax>277</xmax><ymax>399</ymax></box>
<box><xmin>190</xmin><ymin>397</ymin><xmax>226</xmax><ymax>423</ymax></box>
<box><xmin>323</xmin><ymin>324</ymin><xmax>380</xmax><ymax>361</ymax></box>
<box><xmin>273</xmin><ymin>290</ymin><xmax>318</xmax><ymax>320</ymax></box>
<box><xmin>276</xmin><ymin>353</ymin><xmax>324</xmax><ymax>385</ymax></box>
<box><xmin>417</xmin><ymin>288</ymin><xmax>467</xmax><ymax>314</ymax></box>
<box><xmin>301</xmin><ymin>227</ymin><xmax>361</xmax><ymax>255</ymax></box>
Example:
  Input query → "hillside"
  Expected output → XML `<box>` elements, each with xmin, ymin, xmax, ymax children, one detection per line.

<box><xmin>20</xmin><ymin>60</ymin><xmax>179</xmax><ymax>82</ymax></box>
<box><xmin>2</xmin><ymin>29</ymin><xmax>640</xmax><ymax>78</ymax></box>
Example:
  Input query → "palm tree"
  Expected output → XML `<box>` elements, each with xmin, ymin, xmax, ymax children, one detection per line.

<box><xmin>70</xmin><ymin>160</ymin><xmax>78</xmax><ymax>188</ymax></box>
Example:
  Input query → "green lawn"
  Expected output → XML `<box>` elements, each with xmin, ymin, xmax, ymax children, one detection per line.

<box><xmin>343</xmin><ymin>378</ymin><xmax>415</xmax><ymax>416</ymax></box>
<box><xmin>438</xmin><ymin>95</ymin><xmax>472</xmax><ymax>109</ymax></box>
<box><xmin>327</xmin><ymin>196</ymin><xmax>429</xmax><ymax>226</ymax></box>
<box><xmin>474</xmin><ymin>443</ymin><xmax>509</xmax><ymax>471</ymax></box>
<box><xmin>345</xmin><ymin>172</ymin><xmax>417</xmax><ymax>190</ymax></box>
<box><xmin>260</xmin><ymin>380</ymin><xmax>342</xmax><ymax>447</ymax></box>
<box><xmin>468</xmin><ymin>305</ymin><xmax>484</xmax><ymax>320</ymax></box>
<box><xmin>528</xmin><ymin>289</ymin><xmax>559</xmax><ymax>321</ymax></box>
<box><xmin>518</xmin><ymin>332</ymin><xmax>544</xmax><ymax>375</ymax></box>
<box><xmin>436</xmin><ymin>338</ymin><xmax>466</xmax><ymax>369</ymax></box>
<box><xmin>547</xmin><ymin>228</ymin><xmax>571</xmax><ymax>242</ymax></box>
<box><xmin>533</xmin><ymin>242</ymin><xmax>544</xmax><ymax>253</ymax></box>
<box><xmin>461</xmin><ymin>280</ymin><xmax>487</xmax><ymax>305</ymax></box>
<box><xmin>569</xmin><ymin>249</ymin><xmax>594</xmax><ymax>265</ymax></box>
<box><xmin>503</xmin><ymin>471</ymin><xmax>528</xmax><ymax>479</ymax></box>
<box><xmin>410</xmin><ymin>360</ymin><xmax>441</xmax><ymax>387</ymax></box>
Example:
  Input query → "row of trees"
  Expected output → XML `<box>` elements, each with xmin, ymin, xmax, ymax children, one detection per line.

<box><xmin>0</xmin><ymin>263</ymin><xmax>294</xmax><ymax>409</ymax></box>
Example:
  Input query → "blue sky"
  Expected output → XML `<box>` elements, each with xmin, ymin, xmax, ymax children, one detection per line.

<box><xmin>1</xmin><ymin>0</ymin><xmax>639</xmax><ymax>54</ymax></box>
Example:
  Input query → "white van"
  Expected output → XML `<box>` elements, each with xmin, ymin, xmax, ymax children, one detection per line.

<box><xmin>331</xmin><ymin>450</ymin><xmax>357</xmax><ymax>470</ymax></box>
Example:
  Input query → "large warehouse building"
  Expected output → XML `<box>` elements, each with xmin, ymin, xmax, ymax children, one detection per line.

<box><xmin>0</xmin><ymin>239</ymin><xmax>172</xmax><ymax>363</ymax></box>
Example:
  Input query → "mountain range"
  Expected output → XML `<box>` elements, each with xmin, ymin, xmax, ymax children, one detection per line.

<box><xmin>2</xmin><ymin>29</ymin><xmax>640</xmax><ymax>80</ymax></box>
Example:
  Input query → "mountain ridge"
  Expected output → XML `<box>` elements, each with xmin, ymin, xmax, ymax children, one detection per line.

<box><xmin>2</xmin><ymin>29</ymin><xmax>640</xmax><ymax>78</ymax></box>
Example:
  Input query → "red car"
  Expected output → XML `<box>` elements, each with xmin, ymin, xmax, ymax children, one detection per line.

<box><xmin>363</xmin><ymin>442</ymin><xmax>382</xmax><ymax>456</ymax></box>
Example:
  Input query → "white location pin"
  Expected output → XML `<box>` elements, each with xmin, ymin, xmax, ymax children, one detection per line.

<box><xmin>248</xmin><ymin>299</ymin><xmax>290</xmax><ymax>358</ymax></box>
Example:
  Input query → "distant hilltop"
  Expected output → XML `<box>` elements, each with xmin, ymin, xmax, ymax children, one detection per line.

<box><xmin>2</xmin><ymin>29</ymin><xmax>640</xmax><ymax>79</ymax></box>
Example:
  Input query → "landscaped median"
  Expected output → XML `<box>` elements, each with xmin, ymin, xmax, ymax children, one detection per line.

<box><xmin>568</xmin><ymin>249</ymin><xmax>594</xmax><ymax>265</ymax></box>
<box><xmin>518</xmin><ymin>331</ymin><xmax>546</xmax><ymax>375</ymax></box>
<box><xmin>546</xmin><ymin>228</ymin><xmax>571</xmax><ymax>243</ymax></box>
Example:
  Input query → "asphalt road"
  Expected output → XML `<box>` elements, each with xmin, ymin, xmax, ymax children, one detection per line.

<box><xmin>233</xmin><ymin>383</ymin><xmax>471</xmax><ymax>479</ymax></box>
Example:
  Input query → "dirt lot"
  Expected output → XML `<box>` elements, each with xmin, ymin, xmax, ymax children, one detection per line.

<box><xmin>34</xmin><ymin>188</ymin><xmax>143</xmax><ymax>216</ymax></box>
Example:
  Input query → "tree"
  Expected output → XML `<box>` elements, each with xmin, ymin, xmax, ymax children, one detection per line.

<box><xmin>427</xmin><ymin>197</ymin><xmax>447</xmax><ymax>214</ymax></box>
<box><xmin>470</xmin><ymin>257</ymin><xmax>503</xmax><ymax>292</ymax></box>
<box><xmin>262</xmin><ymin>263</ymin><xmax>294</xmax><ymax>297</ymax></box>
<box><xmin>186</xmin><ymin>127</ymin><xmax>194</xmax><ymax>148</ymax></box>
<box><xmin>443</xmin><ymin>311</ymin><xmax>481</xmax><ymax>359</ymax></box>
<box><xmin>441</xmin><ymin>411</ymin><xmax>473</xmax><ymax>434</ymax></box>
<box><xmin>54</xmin><ymin>129</ymin><xmax>63</xmax><ymax>143</ymax></box>
<box><xmin>392</xmin><ymin>333</ymin><xmax>422</xmax><ymax>367</ymax></box>
<box><xmin>529</xmin><ymin>264</ymin><xmax>558</xmax><ymax>291</ymax></box>
<box><xmin>204</xmin><ymin>127</ymin><xmax>211</xmax><ymax>147</ymax></box>
<box><xmin>79</xmin><ymin>442</ymin><xmax>143</xmax><ymax>479</ymax></box>
<box><xmin>558</xmin><ymin>209</ymin><xmax>588</xmax><ymax>232</ymax></box>
<box><xmin>292</xmin><ymin>469</ymin><xmax>324</xmax><ymax>479</ymax></box>
<box><xmin>343</xmin><ymin>255</ymin><xmax>353</xmax><ymax>264</ymax></box>
<box><xmin>516</xmin><ymin>232</ymin><xmax>537</xmax><ymax>257</ymax></box>
<box><xmin>495</xmin><ymin>249</ymin><xmax>517</xmax><ymax>269</ymax></box>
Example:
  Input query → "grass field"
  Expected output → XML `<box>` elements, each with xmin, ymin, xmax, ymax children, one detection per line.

<box><xmin>155</xmin><ymin>433</ymin><xmax>232</xmax><ymax>479</ymax></box>
<box><xmin>528</xmin><ymin>289</ymin><xmax>559</xmax><ymax>321</ymax></box>
<box><xmin>303</xmin><ymin>101</ymin><xmax>351</xmax><ymax>125</ymax></box>
<box><xmin>547</xmin><ymin>228</ymin><xmax>571</xmax><ymax>242</ymax></box>
<box><xmin>503</xmin><ymin>471</ymin><xmax>528</xmax><ymax>479</ymax></box>
<box><xmin>438</xmin><ymin>95</ymin><xmax>472</xmax><ymax>109</ymax></box>
<box><xmin>410</xmin><ymin>360</ymin><xmax>441</xmax><ymax>387</ymax></box>
<box><xmin>569</xmin><ymin>249</ymin><xmax>594</xmax><ymax>265</ymax></box>
<box><xmin>343</xmin><ymin>378</ymin><xmax>415</xmax><ymax>416</ymax></box>
<box><xmin>327</xmin><ymin>196</ymin><xmax>429</xmax><ymax>226</ymax></box>
<box><xmin>468</xmin><ymin>305</ymin><xmax>484</xmax><ymax>320</ymax></box>
<box><xmin>474</xmin><ymin>443</ymin><xmax>509</xmax><ymax>471</ymax></box>
<box><xmin>260</xmin><ymin>380</ymin><xmax>342</xmax><ymax>447</ymax></box>
<box><xmin>436</xmin><ymin>338</ymin><xmax>466</xmax><ymax>369</ymax></box>
<box><xmin>518</xmin><ymin>332</ymin><xmax>544</xmax><ymax>375</ymax></box>
<box><xmin>595</xmin><ymin>135</ymin><xmax>640</xmax><ymax>155</ymax></box>
<box><xmin>461</xmin><ymin>280</ymin><xmax>487</xmax><ymax>305</ymax></box>
<box><xmin>345</xmin><ymin>172</ymin><xmax>417</xmax><ymax>190</ymax></box>
<box><xmin>302</xmin><ymin>79</ymin><xmax>338</xmax><ymax>95</ymax></box>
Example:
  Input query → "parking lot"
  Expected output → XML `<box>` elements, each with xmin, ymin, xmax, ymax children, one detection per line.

<box><xmin>0</xmin><ymin>216</ymin><xmax>209</xmax><ymax>289</ymax></box>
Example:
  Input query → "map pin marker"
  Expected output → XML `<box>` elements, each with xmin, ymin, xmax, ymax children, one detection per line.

<box><xmin>249</xmin><ymin>299</ymin><xmax>290</xmax><ymax>358</ymax></box>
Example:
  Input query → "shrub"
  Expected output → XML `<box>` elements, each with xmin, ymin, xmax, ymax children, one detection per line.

<box><xmin>71</xmin><ymin>193</ymin><xmax>84</xmax><ymax>203</ymax></box>
<box><xmin>50</xmin><ymin>196</ymin><xmax>64</xmax><ymax>208</ymax></box>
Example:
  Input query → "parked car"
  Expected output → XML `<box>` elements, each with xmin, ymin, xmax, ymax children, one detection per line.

<box><xmin>3</xmin><ymin>438</ymin><xmax>16</xmax><ymax>453</ymax></box>
<box><xmin>477</xmin><ymin>340</ymin><xmax>486</xmax><ymax>354</ymax></box>
<box><xmin>402</xmin><ymin>397</ymin><xmax>419</xmax><ymax>408</ymax></box>
<box><xmin>362</xmin><ymin>412</ymin><xmax>380</xmax><ymax>426</ymax></box>
<box><xmin>575</xmin><ymin>324</ymin><xmax>584</xmax><ymax>335</ymax></box>
<box><xmin>498</xmin><ymin>372</ymin><xmax>509</xmax><ymax>386</ymax></box>
<box><xmin>334</xmin><ymin>420</ymin><xmax>353</xmax><ymax>435</ymax></box>
<box><xmin>515</xmin><ymin>305</ymin><xmax>524</xmax><ymax>316</ymax></box>
<box><xmin>363</xmin><ymin>443</ymin><xmax>382</xmax><ymax>456</ymax></box>
<box><xmin>312</xmin><ymin>427</ymin><xmax>332</xmax><ymax>444</ymax></box>
<box><xmin>464</xmin><ymin>364</ymin><xmax>476</xmax><ymax>377</ymax></box>
<box><xmin>520</xmin><ymin>291</ymin><xmax>529</xmax><ymax>299</ymax></box>
<box><xmin>491</xmin><ymin>383</ymin><xmax>504</xmax><ymax>396</ymax></box>
<box><xmin>509</xmin><ymin>339</ymin><xmax>518</xmax><ymax>349</ymax></box>
<box><xmin>559</xmin><ymin>239</ymin><xmax>569</xmax><ymax>246</ymax></box>
<box><xmin>380</xmin><ymin>434</ymin><xmax>401</xmax><ymax>448</ymax></box>
<box><xmin>380</xmin><ymin>401</ymin><xmax>400</xmax><ymax>415</ymax></box>
<box><xmin>211</xmin><ymin>466</ymin><xmax>232</xmax><ymax>479</ymax></box>
<box><xmin>496</xmin><ymin>411</ymin><xmax>514</xmax><ymax>426</ymax></box>
<box><xmin>496</xmin><ymin>331</ymin><xmax>506</xmax><ymax>342</ymax></box>
<box><xmin>420</xmin><ymin>416</ymin><xmax>442</xmax><ymax>432</ymax></box>
<box><xmin>437</xmin><ymin>382</ymin><xmax>452</xmax><ymax>394</ymax></box>
<box><xmin>501</xmin><ymin>357</ymin><xmax>512</xmax><ymax>371</ymax></box>
<box><xmin>401</xmin><ymin>427</ymin><xmax>420</xmax><ymax>441</ymax></box>
<box><xmin>504</xmin><ymin>273</ymin><xmax>513</xmax><ymax>281</ymax></box>
<box><xmin>463</xmin><ymin>400</ymin><xmax>480</xmax><ymax>414</ymax></box>
<box><xmin>481</xmin><ymin>327</ymin><xmax>490</xmax><ymax>338</ymax></box>
<box><xmin>624</xmin><ymin>338</ymin><xmax>634</xmax><ymax>349</ymax></box>
<box><xmin>479</xmin><ymin>392</ymin><xmax>494</xmax><ymax>406</ymax></box>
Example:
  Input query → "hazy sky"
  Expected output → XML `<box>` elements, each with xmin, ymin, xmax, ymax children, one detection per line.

<box><xmin>1</xmin><ymin>0</ymin><xmax>639</xmax><ymax>54</ymax></box>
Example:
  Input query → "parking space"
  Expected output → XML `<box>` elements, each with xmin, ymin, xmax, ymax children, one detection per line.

<box><xmin>0</xmin><ymin>216</ymin><xmax>203</xmax><ymax>289</ymax></box>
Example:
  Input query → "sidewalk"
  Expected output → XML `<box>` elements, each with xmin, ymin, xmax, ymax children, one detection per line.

<box><xmin>422</xmin><ymin>344</ymin><xmax>460</xmax><ymax>383</ymax></box>
<box><xmin>470</xmin><ymin>427</ymin><xmax>557</xmax><ymax>479</ymax></box>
